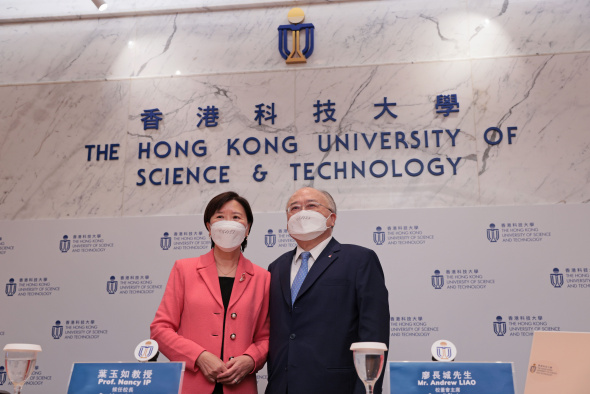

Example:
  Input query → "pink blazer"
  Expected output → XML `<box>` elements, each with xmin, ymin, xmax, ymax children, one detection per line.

<box><xmin>150</xmin><ymin>250</ymin><xmax>270</xmax><ymax>394</ymax></box>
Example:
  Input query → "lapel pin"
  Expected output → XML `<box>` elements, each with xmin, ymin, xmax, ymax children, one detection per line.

<box><xmin>239</xmin><ymin>273</ymin><xmax>246</xmax><ymax>282</ymax></box>
<box><xmin>329</xmin><ymin>255</ymin><xmax>332</xmax><ymax>258</ymax></box>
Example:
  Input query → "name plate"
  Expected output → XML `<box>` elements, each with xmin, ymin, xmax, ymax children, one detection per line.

<box><xmin>389</xmin><ymin>362</ymin><xmax>515</xmax><ymax>394</ymax></box>
<box><xmin>67</xmin><ymin>362</ymin><xmax>184</xmax><ymax>394</ymax></box>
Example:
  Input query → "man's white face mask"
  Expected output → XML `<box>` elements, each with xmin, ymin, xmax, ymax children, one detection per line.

<box><xmin>210</xmin><ymin>221</ymin><xmax>247</xmax><ymax>252</ymax></box>
<box><xmin>287</xmin><ymin>210</ymin><xmax>332</xmax><ymax>241</ymax></box>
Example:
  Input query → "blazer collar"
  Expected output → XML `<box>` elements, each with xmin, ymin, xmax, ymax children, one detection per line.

<box><xmin>196</xmin><ymin>249</ymin><xmax>255</xmax><ymax>308</ymax></box>
<box><xmin>280</xmin><ymin>238</ymin><xmax>341</xmax><ymax>306</ymax></box>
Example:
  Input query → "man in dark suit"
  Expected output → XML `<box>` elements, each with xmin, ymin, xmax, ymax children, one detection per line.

<box><xmin>266</xmin><ymin>187</ymin><xmax>390</xmax><ymax>394</ymax></box>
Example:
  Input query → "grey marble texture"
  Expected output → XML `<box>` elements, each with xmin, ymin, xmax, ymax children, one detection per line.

<box><xmin>1</xmin><ymin>0</ymin><xmax>589</xmax><ymax>219</ymax></box>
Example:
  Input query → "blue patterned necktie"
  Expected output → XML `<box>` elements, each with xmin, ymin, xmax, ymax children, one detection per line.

<box><xmin>291</xmin><ymin>251</ymin><xmax>311</xmax><ymax>305</ymax></box>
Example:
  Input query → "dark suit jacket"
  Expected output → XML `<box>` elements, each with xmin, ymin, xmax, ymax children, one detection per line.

<box><xmin>265</xmin><ymin>238</ymin><xmax>390</xmax><ymax>394</ymax></box>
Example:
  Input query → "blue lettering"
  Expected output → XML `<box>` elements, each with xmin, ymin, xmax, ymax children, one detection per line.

<box><xmin>290</xmin><ymin>163</ymin><xmax>301</xmax><ymax>180</ymax></box>
<box><xmin>187</xmin><ymin>168</ymin><xmax>199</xmax><ymax>183</ymax></box>
<box><xmin>380</xmin><ymin>132</ymin><xmax>391</xmax><ymax>149</ymax></box>
<box><xmin>96</xmin><ymin>144</ymin><xmax>108</xmax><ymax>161</ymax></box>
<box><xmin>219</xmin><ymin>166</ymin><xmax>229</xmax><ymax>183</ymax></box>
<box><xmin>352</xmin><ymin>161</ymin><xmax>365</xmax><ymax>178</ymax></box>
<box><xmin>405</xmin><ymin>158</ymin><xmax>424</xmax><ymax>176</ymax></box>
<box><xmin>447</xmin><ymin>157</ymin><xmax>461</xmax><ymax>175</ymax></box>
<box><xmin>391</xmin><ymin>160</ymin><xmax>402</xmax><ymax>177</ymax></box>
<box><xmin>304</xmin><ymin>162</ymin><xmax>314</xmax><ymax>180</ymax></box>
<box><xmin>395</xmin><ymin>131</ymin><xmax>408</xmax><ymax>149</ymax></box>
<box><xmin>265</xmin><ymin>137</ymin><xmax>278</xmax><ymax>154</ymax></box>
<box><xmin>318</xmin><ymin>162</ymin><xmax>331</xmax><ymax>180</ymax></box>
<box><xmin>154</xmin><ymin>141</ymin><xmax>171</xmax><ymax>158</ymax></box>
<box><xmin>243</xmin><ymin>137</ymin><xmax>261</xmax><ymax>155</ymax></box>
<box><xmin>136</xmin><ymin>169</ymin><xmax>146</xmax><ymax>186</ymax></box>
<box><xmin>427</xmin><ymin>158</ymin><xmax>443</xmax><ymax>176</ymax></box>
<box><xmin>138</xmin><ymin>142</ymin><xmax>150</xmax><ymax>159</ymax></box>
<box><xmin>173</xmin><ymin>167</ymin><xmax>183</xmax><ymax>185</ymax></box>
<box><xmin>410</xmin><ymin>131</ymin><xmax>420</xmax><ymax>148</ymax></box>
<box><xmin>445</xmin><ymin>129</ymin><xmax>460</xmax><ymax>146</ymax></box>
<box><xmin>369</xmin><ymin>160</ymin><xmax>387</xmax><ymax>178</ymax></box>
<box><xmin>362</xmin><ymin>133</ymin><xmax>377</xmax><ymax>149</ymax></box>
<box><xmin>335</xmin><ymin>134</ymin><xmax>349</xmax><ymax>151</ymax></box>
<box><xmin>484</xmin><ymin>127</ymin><xmax>502</xmax><ymax>145</ymax></box>
<box><xmin>334</xmin><ymin>161</ymin><xmax>346</xmax><ymax>179</ymax></box>
<box><xmin>318</xmin><ymin>135</ymin><xmax>331</xmax><ymax>152</ymax></box>
<box><xmin>149</xmin><ymin>168</ymin><xmax>162</xmax><ymax>185</ymax></box>
<box><xmin>432</xmin><ymin>130</ymin><xmax>443</xmax><ymax>147</ymax></box>
<box><xmin>283</xmin><ymin>136</ymin><xmax>297</xmax><ymax>153</ymax></box>
<box><xmin>192</xmin><ymin>140</ymin><xmax>207</xmax><ymax>157</ymax></box>
<box><xmin>507</xmin><ymin>126</ymin><xmax>517</xmax><ymax>144</ymax></box>
<box><xmin>227</xmin><ymin>138</ymin><xmax>241</xmax><ymax>155</ymax></box>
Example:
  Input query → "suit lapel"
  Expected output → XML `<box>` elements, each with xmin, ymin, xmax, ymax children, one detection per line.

<box><xmin>280</xmin><ymin>249</ymin><xmax>296</xmax><ymax>307</ymax></box>
<box><xmin>295</xmin><ymin>238</ymin><xmax>340</xmax><ymax>302</ymax></box>
<box><xmin>228</xmin><ymin>254</ymin><xmax>255</xmax><ymax>309</ymax></box>
<box><xmin>196</xmin><ymin>250</ymin><xmax>223</xmax><ymax>308</ymax></box>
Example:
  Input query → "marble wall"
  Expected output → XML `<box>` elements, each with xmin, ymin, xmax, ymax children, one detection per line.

<box><xmin>1</xmin><ymin>0</ymin><xmax>589</xmax><ymax>220</ymax></box>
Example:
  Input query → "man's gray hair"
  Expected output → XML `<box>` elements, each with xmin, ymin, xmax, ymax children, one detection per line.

<box><xmin>319</xmin><ymin>189</ymin><xmax>337</xmax><ymax>214</ymax></box>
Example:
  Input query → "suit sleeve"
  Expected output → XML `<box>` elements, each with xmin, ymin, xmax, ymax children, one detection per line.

<box><xmin>355</xmin><ymin>249</ymin><xmax>390</xmax><ymax>393</ymax></box>
<box><xmin>150</xmin><ymin>261</ymin><xmax>206</xmax><ymax>373</ymax></box>
<box><xmin>243</xmin><ymin>271</ymin><xmax>271</xmax><ymax>373</ymax></box>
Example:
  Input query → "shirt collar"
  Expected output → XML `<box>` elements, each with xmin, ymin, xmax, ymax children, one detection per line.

<box><xmin>295</xmin><ymin>236</ymin><xmax>333</xmax><ymax>263</ymax></box>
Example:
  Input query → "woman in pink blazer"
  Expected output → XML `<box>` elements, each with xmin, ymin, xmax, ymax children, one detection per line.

<box><xmin>151</xmin><ymin>192</ymin><xmax>270</xmax><ymax>394</ymax></box>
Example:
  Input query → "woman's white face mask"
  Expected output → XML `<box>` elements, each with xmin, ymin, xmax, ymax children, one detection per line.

<box><xmin>210</xmin><ymin>221</ymin><xmax>247</xmax><ymax>252</ymax></box>
<box><xmin>287</xmin><ymin>210</ymin><xmax>332</xmax><ymax>241</ymax></box>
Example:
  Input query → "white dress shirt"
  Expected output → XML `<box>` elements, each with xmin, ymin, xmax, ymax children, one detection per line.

<box><xmin>290</xmin><ymin>236</ymin><xmax>333</xmax><ymax>286</ymax></box>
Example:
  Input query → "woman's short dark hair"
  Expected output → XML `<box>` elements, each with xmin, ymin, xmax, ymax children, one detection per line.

<box><xmin>204</xmin><ymin>191</ymin><xmax>254</xmax><ymax>251</ymax></box>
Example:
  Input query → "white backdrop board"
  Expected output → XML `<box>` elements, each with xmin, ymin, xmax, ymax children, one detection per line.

<box><xmin>0</xmin><ymin>203</ymin><xmax>588</xmax><ymax>393</ymax></box>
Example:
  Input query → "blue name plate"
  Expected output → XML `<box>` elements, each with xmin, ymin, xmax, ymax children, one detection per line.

<box><xmin>67</xmin><ymin>362</ymin><xmax>184</xmax><ymax>394</ymax></box>
<box><xmin>389</xmin><ymin>362</ymin><xmax>515</xmax><ymax>394</ymax></box>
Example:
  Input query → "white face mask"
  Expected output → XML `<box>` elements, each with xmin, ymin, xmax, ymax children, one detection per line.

<box><xmin>288</xmin><ymin>210</ymin><xmax>332</xmax><ymax>241</ymax></box>
<box><xmin>210</xmin><ymin>221</ymin><xmax>247</xmax><ymax>252</ymax></box>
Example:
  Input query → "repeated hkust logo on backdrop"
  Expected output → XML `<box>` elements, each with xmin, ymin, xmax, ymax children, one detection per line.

<box><xmin>0</xmin><ymin>236</ymin><xmax>15</xmax><ymax>256</ymax></box>
<box><xmin>106</xmin><ymin>275</ymin><xmax>163</xmax><ymax>295</ymax></box>
<box><xmin>431</xmin><ymin>269</ymin><xmax>495</xmax><ymax>290</ymax></box>
<box><xmin>51</xmin><ymin>320</ymin><xmax>108</xmax><ymax>340</ymax></box>
<box><xmin>486</xmin><ymin>221</ymin><xmax>551</xmax><ymax>243</ymax></box>
<box><xmin>492</xmin><ymin>315</ymin><xmax>561</xmax><ymax>338</ymax></box>
<box><xmin>373</xmin><ymin>225</ymin><xmax>434</xmax><ymax>246</ymax></box>
<box><xmin>59</xmin><ymin>233</ymin><xmax>115</xmax><ymax>253</ymax></box>
<box><xmin>390</xmin><ymin>316</ymin><xmax>440</xmax><ymax>338</ymax></box>
<box><xmin>0</xmin><ymin>366</ymin><xmax>5</xmax><ymax>386</ymax></box>
<box><xmin>5</xmin><ymin>277</ymin><xmax>59</xmax><ymax>297</ymax></box>
<box><xmin>550</xmin><ymin>267</ymin><xmax>590</xmax><ymax>289</ymax></box>
<box><xmin>264</xmin><ymin>229</ymin><xmax>297</xmax><ymax>249</ymax></box>
<box><xmin>23</xmin><ymin>365</ymin><xmax>51</xmax><ymax>388</ymax></box>
<box><xmin>159</xmin><ymin>230</ymin><xmax>209</xmax><ymax>251</ymax></box>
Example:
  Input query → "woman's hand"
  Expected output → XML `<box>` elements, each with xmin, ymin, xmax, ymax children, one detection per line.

<box><xmin>196</xmin><ymin>351</ymin><xmax>228</xmax><ymax>383</ymax></box>
<box><xmin>216</xmin><ymin>355</ymin><xmax>255</xmax><ymax>385</ymax></box>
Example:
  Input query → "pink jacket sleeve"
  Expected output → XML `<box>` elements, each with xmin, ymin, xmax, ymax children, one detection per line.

<box><xmin>150</xmin><ymin>261</ymin><xmax>205</xmax><ymax>372</ymax></box>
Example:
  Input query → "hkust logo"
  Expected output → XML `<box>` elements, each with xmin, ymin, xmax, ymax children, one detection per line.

<box><xmin>431</xmin><ymin>270</ymin><xmax>444</xmax><ymax>289</ymax></box>
<box><xmin>487</xmin><ymin>224</ymin><xmax>499</xmax><ymax>243</ymax></box>
<box><xmin>550</xmin><ymin>268</ymin><xmax>564</xmax><ymax>288</ymax></box>
<box><xmin>0</xmin><ymin>366</ymin><xmax>6</xmax><ymax>385</ymax></box>
<box><xmin>5</xmin><ymin>278</ymin><xmax>16</xmax><ymax>296</ymax></box>
<box><xmin>60</xmin><ymin>235</ymin><xmax>71</xmax><ymax>252</ymax></box>
<box><xmin>278</xmin><ymin>8</ymin><xmax>315</xmax><ymax>64</ymax></box>
<box><xmin>107</xmin><ymin>276</ymin><xmax>118</xmax><ymax>294</ymax></box>
<box><xmin>265</xmin><ymin>230</ymin><xmax>276</xmax><ymax>247</ymax></box>
<box><xmin>52</xmin><ymin>320</ymin><xmax>64</xmax><ymax>339</ymax></box>
<box><xmin>373</xmin><ymin>227</ymin><xmax>385</xmax><ymax>245</ymax></box>
<box><xmin>160</xmin><ymin>232</ymin><xmax>171</xmax><ymax>251</ymax></box>
<box><xmin>493</xmin><ymin>316</ymin><xmax>507</xmax><ymax>336</ymax></box>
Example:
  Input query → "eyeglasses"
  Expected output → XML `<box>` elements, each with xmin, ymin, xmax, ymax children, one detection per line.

<box><xmin>286</xmin><ymin>201</ymin><xmax>334</xmax><ymax>214</ymax></box>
